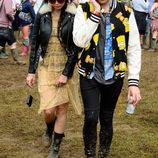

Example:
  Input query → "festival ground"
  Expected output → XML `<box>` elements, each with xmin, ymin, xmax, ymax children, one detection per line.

<box><xmin>0</xmin><ymin>46</ymin><xmax>158</xmax><ymax>158</ymax></box>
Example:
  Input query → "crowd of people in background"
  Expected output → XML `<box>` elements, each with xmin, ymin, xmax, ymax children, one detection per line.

<box><xmin>0</xmin><ymin>0</ymin><xmax>24</xmax><ymax>64</ymax></box>
<box><xmin>123</xmin><ymin>0</ymin><xmax>158</xmax><ymax>51</ymax></box>
<box><xmin>0</xmin><ymin>0</ymin><xmax>41</xmax><ymax>60</ymax></box>
<box><xmin>0</xmin><ymin>0</ymin><xmax>158</xmax><ymax>61</ymax></box>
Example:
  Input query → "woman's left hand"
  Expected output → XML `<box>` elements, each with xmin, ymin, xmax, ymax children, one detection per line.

<box><xmin>56</xmin><ymin>74</ymin><xmax>68</xmax><ymax>87</ymax></box>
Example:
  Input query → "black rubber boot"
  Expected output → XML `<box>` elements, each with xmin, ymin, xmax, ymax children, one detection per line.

<box><xmin>98</xmin><ymin>111</ymin><xmax>114</xmax><ymax>158</ymax></box>
<box><xmin>43</xmin><ymin>119</ymin><xmax>56</xmax><ymax>148</ymax></box>
<box><xmin>47</xmin><ymin>132</ymin><xmax>65</xmax><ymax>158</ymax></box>
<box><xmin>148</xmin><ymin>38</ymin><xmax>156</xmax><ymax>52</ymax></box>
<box><xmin>148</xmin><ymin>32</ymin><xmax>152</xmax><ymax>49</ymax></box>
<box><xmin>83</xmin><ymin>111</ymin><xmax>98</xmax><ymax>158</ymax></box>
<box><xmin>142</xmin><ymin>35</ymin><xmax>148</xmax><ymax>49</ymax></box>
<box><xmin>84</xmin><ymin>132</ymin><xmax>97</xmax><ymax>158</ymax></box>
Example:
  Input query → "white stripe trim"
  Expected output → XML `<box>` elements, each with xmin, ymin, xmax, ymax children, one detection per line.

<box><xmin>128</xmin><ymin>83</ymin><xmax>139</xmax><ymax>86</ymax></box>
<box><xmin>91</xmin><ymin>14</ymin><xmax>100</xmax><ymax>20</ymax></box>
<box><xmin>128</xmin><ymin>80</ymin><xmax>139</xmax><ymax>83</ymax></box>
<box><xmin>77</xmin><ymin>67</ymin><xmax>85</xmax><ymax>73</ymax></box>
<box><xmin>90</xmin><ymin>15</ymin><xmax>100</xmax><ymax>23</ymax></box>
<box><xmin>77</xmin><ymin>69</ymin><xmax>85</xmax><ymax>76</ymax></box>
<box><xmin>120</xmin><ymin>72</ymin><xmax>125</xmax><ymax>78</ymax></box>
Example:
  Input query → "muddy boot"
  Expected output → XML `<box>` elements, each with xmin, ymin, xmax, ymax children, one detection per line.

<box><xmin>148</xmin><ymin>33</ymin><xmax>152</xmax><ymax>49</ymax></box>
<box><xmin>2</xmin><ymin>47</ymin><xmax>9</xmax><ymax>56</ymax></box>
<box><xmin>84</xmin><ymin>133</ymin><xmax>97</xmax><ymax>158</ymax></box>
<box><xmin>21</xmin><ymin>44</ymin><xmax>29</xmax><ymax>56</ymax></box>
<box><xmin>43</xmin><ymin>119</ymin><xmax>56</xmax><ymax>148</ymax></box>
<box><xmin>11</xmin><ymin>49</ymin><xmax>26</xmax><ymax>65</ymax></box>
<box><xmin>98</xmin><ymin>146</ymin><xmax>109</xmax><ymax>158</ymax></box>
<box><xmin>98</xmin><ymin>111</ymin><xmax>114</xmax><ymax>158</ymax></box>
<box><xmin>83</xmin><ymin>111</ymin><xmax>98</xmax><ymax>158</ymax></box>
<box><xmin>21</xmin><ymin>39</ymin><xmax>29</xmax><ymax>56</ymax></box>
<box><xmin>47</xmin><ymin>132</ymin><xmax>64</xmax><ymax>158</ymax></box>
<box><xmin>142</xmin><ymin>35</ymin><xmax>148</xmax><ymax>49</ymax></box>
<box><xmin>0</xmin><ymin>47</ymin><xmax>8</xmax><ymax>59</ymax></box>
<box><xmin>148</xmin><ymin>38</ymin><xmax>156</xmax><ymax>52</ymax></box>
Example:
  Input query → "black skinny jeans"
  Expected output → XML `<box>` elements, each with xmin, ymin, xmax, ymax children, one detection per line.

<box><xmin>80</xmin><ymin>76</ymin><xmax>124</xmax><ymax>156</ymax></box>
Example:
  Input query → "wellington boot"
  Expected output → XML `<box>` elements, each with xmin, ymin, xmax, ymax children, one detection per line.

<box><xmin>11</xmin><ymin>49</ymin><xmax>26</xmax><ymax>65</ymax></box>
<box><xmin>98</xmin><ymin>111</ymin><xmax>113</xmax><ymax>158</ymax></box>
<box><xmin>43</xmin><ymin>119</ymin><xmax>56</xmax><ymax>148</ymax></box>
<box><xmin>47</xmin><ymin>132</ymin><xmax>64</xmax><ymax>158</ymax></box>
<box><xmin>148</xmin><ymin>38</ymin><xmax>156</xmax><ymax>52</ymax></box>
<box><xmin>20</xmin><ymin>45</ymin><xmax>29</xmax><ymax>56</ymax></box>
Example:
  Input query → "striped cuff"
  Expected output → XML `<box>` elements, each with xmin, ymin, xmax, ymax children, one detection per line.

<box><xmin>128</xmin><ymin>79</ymin><xmax>139</xmax><ymax>87</ymax></box>
<box><xmin>89</xmin><ymin>13</ymin><xmax>101</xmax><ymax>23</ymax></box>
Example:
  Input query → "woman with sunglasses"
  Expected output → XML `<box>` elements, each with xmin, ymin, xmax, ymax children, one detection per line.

<box><xmin>26</xmin><ymin>0</ymin><xmax>80</xmax><ymax>157</ymax></box>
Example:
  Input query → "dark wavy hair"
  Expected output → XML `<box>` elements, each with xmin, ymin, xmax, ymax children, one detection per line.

<box><xmin>43</xmin><ymin>0</ymin><xmax>70</xmax><ymax>20</ymax></box>
<box><xmin>43</xmin><ymin>0</ymin><xmax>72</xmax><ymax>45</ymax></box>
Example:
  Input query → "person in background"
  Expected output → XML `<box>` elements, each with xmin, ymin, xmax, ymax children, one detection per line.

<box><xmin>148</xmin><ymin>0</ymin><xmax>158</xmax><ymax>51</ymax></box>
<box><xmin>130</xmin><ymin>0</ymin><xmax>149</xmax><ymax>42</ymax></box>
<box><xmin>26</xmin><ymin>0</ymin><xmax>80</xmax><ymax>157</ymax></box>
<box><xmin>0</xmin><ymin>0</ymin><xmax>21</xmax><ymax>59</ymax></box>
<box><xmin>0</xmin><ymin>0</ymin><xmax>24</xmax><ymax>64</ymax></box>
<box><xmin>19</xmin><ymin>0</ymin><xmax>35</xmax><ymax>56</ymax></box>
<box><xmin>142</xmin><ymin>0</ymin><xmax>154</xmax><ymax>49</ymax></box>
<box><xmin>29</xmin><ymin>0</ymin><xmax>36</xmax><ymax>43</ymax></box>
<box><xmin>12</xmin><ymin>1</ymin><xmax>22</xmax><ymax>32</ymax></box>
<box><xmin>73</xmin><ymin>0</ymin><xmax>141</xmax><ymax>157</ymax></box>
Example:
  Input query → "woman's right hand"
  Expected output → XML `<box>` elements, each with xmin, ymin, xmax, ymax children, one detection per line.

<box><xmin>26</xmin><ymin>73</ymin><xmax>36</xmax><ymax>88</ymax></box>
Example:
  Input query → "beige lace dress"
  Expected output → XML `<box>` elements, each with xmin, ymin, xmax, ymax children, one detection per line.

<box><xmin>37</xmin><ymin>16</ymin><xmax>82</xmax><ymax>115</ymax></box>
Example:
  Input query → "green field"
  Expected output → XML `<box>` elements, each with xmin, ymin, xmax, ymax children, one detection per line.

<box><xmin>0</xmin><ymin>49</ymin><xmax>158</xmax><ymax>158</ymax></box>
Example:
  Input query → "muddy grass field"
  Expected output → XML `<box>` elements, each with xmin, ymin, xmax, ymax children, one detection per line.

<box><xmin>0</xmin><ymin>47</ymin><xmax>158</xmax><ymax>158</ymax></box>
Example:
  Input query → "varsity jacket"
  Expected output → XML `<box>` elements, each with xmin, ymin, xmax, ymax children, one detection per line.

<box><xmin>73</xmin><ymin>1</ymin><xmax>141</xmax><ymax>86</ymax></box>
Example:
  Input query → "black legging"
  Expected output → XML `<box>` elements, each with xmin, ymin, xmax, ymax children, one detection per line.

<box><xmin>80</xmin><ymin>76</ymin><xmax>124</xmax><ymax>156</ymax></box>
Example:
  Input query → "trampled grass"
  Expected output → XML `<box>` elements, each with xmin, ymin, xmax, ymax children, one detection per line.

<box><xmin>0</xmin><ymin>49</ymin><xmax>158</xmax><ymax>158</ymax></box>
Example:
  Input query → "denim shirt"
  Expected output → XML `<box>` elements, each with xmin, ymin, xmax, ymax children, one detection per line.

<box><xmin>104</xmin><ymin>13</ymin><xmax>114</xmax><ymax>80</ymax></box>
<box><xmin>94</xmin><ymin>13</ymin><xmax>115</xmax><ymax>85</ymax></box>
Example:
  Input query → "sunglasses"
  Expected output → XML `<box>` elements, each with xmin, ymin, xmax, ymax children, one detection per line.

<box><xmin>49</xmin><ymin>0</ymin><xmax>65</xmax><ymax>4</ymax></box>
